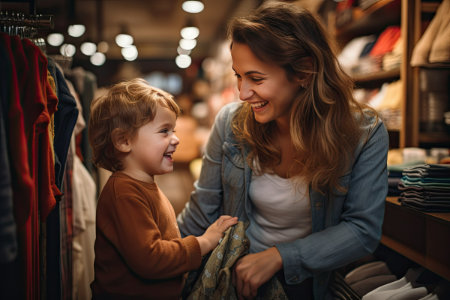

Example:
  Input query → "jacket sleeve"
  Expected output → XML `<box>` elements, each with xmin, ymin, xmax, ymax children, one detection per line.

<box><xmin>177</xmin><ymin>104</ymin><xmax>232</xmax><ymax>237</ymax></box>
<box><xmin>276</xmin><ymin>118</ymin><xmax>389</xmax><ymax>284</ymax></box>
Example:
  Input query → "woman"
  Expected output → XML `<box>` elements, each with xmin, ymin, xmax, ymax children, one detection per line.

<box><xmin>177</xmin><ymin>2</ymin><xmax>388</xmax><ymax>299</ymax></box>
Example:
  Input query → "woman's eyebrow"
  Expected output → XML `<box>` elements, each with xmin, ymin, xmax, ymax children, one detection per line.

<box><xmin>232</xmin><ymin>67</ymin><xmax>266</xmax><ymax>76</ymax></box>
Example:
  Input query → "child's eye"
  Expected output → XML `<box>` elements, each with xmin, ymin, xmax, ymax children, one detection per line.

<box><xmin>159</xmin><ymin>128</ymin><xmax>176</xmax><ymax>134</ymax></box>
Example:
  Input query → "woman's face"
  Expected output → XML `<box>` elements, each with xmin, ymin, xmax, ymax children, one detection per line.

<box><xmin>231</xmin><ymin>42</ymin><xmax>301</xmax><ymax>127</ymax></box>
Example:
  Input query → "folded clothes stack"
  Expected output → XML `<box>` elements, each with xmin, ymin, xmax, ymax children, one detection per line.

<box><xmin>398</xmin><ymin>164</ymin><xmax>450</xmax><ymax>212</ymax></box>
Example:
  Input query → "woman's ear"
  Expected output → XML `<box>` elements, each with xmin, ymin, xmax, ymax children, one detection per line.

<box><xmin>295</xmin><ymin>57</ymin><xmax>313</xmax><ymax>88</ymax></box>
<box><xmin>111</xmin><ymin>128</ymin><xmax>132</xmax><ymax>153</ymax></box>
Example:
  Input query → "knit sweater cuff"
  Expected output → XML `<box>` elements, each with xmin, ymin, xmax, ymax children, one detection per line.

<box><xmin>183</xmin><ymin>235</ymin><xmax>202</xmax><ymax>269</ymax></box>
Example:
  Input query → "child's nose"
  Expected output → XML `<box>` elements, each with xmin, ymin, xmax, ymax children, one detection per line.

<box><xmin>172</xmin><ymin>134</ymin><xmax>180</xmax><ymax>145</ymax></box>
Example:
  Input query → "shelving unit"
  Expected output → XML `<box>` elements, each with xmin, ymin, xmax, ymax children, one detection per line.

<box><xmin>402</xmin><ymin>0</ymin><xmax>449</xmax><ymax>148</ymax></box>
<box><xmin>335</xmin><ymin>0</ymin><xmax>449</xmax><ymax>148</ymax></box>
<box><xmin>334</xmin><ymin>0</ymin><xmax>402</xmax><ymax>148</ymax></box>
<box><xmin>334</xmin><ymin>0</ymin><xmax>450</xmax><ymax>287</ymax></box>
<box><xmin>382</xmin><ymin>197</ymin><xmax>450</xmax><ymax>281</ymax></box>
<box><xmin>335</xmin><ymin>0</ymin><xmax>401</xmax><ymax>46</ymax></box>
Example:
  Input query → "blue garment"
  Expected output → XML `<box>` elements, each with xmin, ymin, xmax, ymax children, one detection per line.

<box><xmin>53</xmin><ymin>66</ymin><xmax>78</xmax><ymax>189</ymax></box>
<box><xmin>177</xmin><ymin>102</ymin><xmax>389</xmax><ymax>300</ymax></box>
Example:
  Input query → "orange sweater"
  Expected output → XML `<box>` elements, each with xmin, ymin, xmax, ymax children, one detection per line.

<box><xmin>91</xmin><ymin>172</ymin><xmax>201</xmax><ymax>299</ymax></box>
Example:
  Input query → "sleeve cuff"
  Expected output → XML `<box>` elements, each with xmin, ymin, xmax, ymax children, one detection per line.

<box><xmin>276</xmin><ymin>242</ymin><xmax>312</xmax><ymax>285</ymax></box>
<box><xmin>183</xmin><ymin>235</ymin><xmax>202</xmax><ymax>269</ymax></box>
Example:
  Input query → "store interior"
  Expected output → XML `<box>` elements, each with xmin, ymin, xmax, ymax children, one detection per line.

<box><xmin>1</xmin><ymin>0</ymin><xmax>450</xmax><ymax>299</ymax></box>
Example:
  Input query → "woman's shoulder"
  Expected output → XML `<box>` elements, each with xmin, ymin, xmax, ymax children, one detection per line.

<box><xmin>353</xmin><ymin>107</ymin><xmax>388</xmax><ymax>152</ymax></box>
<box><xmin>356</xmin><ymin>107</ymin><xmax>385</xmax><ymax>134</ymax></box>
<box><xmin>216</xmin><ymin>101</ymin><xmax>242</xmax><ymax>121</ymax></box>
<box><xmin>213</xmin><ymin>101</ymin><xmax>243</xmax><ymax>131</ymax></box>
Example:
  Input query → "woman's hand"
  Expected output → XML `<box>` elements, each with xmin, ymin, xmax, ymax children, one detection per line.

<box><xmin>232</xmin><ymin>247</ymin><xmax>283</xmax><ymax>299</ymax></box>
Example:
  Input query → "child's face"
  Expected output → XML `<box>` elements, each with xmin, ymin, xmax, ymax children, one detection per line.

<box><xmin>125</xmin><ymin>106</ymin><xmax>179</xmax><ymax>180</ymax></box>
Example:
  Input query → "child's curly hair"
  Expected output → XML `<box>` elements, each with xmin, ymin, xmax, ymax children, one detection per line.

<box><xmin>88</xmin><ymin>78</ymin><xmax>180</xmax><ymax>172</ymax></box>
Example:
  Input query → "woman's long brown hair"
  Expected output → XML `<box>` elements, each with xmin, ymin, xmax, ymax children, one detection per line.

<box><xmin>229</xmin><ymin>1</ymin><xmax>374</xmax><ymax>194</ymax></box>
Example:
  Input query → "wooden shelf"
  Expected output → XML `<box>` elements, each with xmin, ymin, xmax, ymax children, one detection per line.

<box><xmin>382</xmin><ymin>197</ymin><xmax>450</xmax><ymax>281</ymax></box>
<box><xmin>419</xmin><ymin>132</ymin><xmax>450</xmax><ymax>146</ymax></box>
<box><xmin>336</xmin><ymin>0</ymin><xmax>401</xmax><ymax>42</ymax></box>
<box><xmin>353</xmin><ymin>68</ymin><xmax>401</xmax><ymax>86</ymax></box>
<box><xmin>386</xmin><ymin>197</ymin><xmax>450</xmax><ymax>223</ymax></box>
<box><xmin>421</xmin><ymin>1</ymin><xmax>441</xmax><ymax>13</ymax></box>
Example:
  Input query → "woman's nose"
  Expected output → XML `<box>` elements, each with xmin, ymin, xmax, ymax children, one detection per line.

<box><xmin>239</xmin><ymin>80</ymin><xmax>254</xmax><ymax>100</ymax></box>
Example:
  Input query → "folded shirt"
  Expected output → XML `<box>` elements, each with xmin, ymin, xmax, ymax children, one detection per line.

<box><xmin>345</xmin><ymin>261</ymin><xmax>392</xmax><ymax>285</ymax></box>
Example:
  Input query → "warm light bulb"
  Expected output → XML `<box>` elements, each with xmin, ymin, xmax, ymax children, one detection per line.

<box><xmin>47</xmin><ymin>33</ymin><xmax>64</xmax><ymax>46</ymax></box>
<box><xmin>175</xmin><ymin>54</ymin><xmax>191</xmax><ymax>68</ymax></box>
<box><xmin>97</xmin><ymin>41</ymin><xmax>109</xmax><ymax>53</ymax></box>
<box><xmin>115</xmin><ymin>33</ymin><xmax>133</xmax><ymax>47</ymax></box>
<box><xmin>81</xmin><ymin>41</ymin><xmax>97</xmax><ymax>56</ymax></box>
<box><xmin>60</xmin><ymin>43</ymin><xmax>76</xmax><ymax>57</ymax></box>
<box><xmin>68</xmin><ymin>24</ymin><xmax>85</xmax><ymax>37</ymax></box>
<box><xmin>179</xmin><ymin>39</ymin><xmax>197</xmax><ymax>51</ymax></box>
<box><xmin>121</xmin><ymin>45</ymin><xmax>138</xmax><ymax>61</ymax></box>
<box><xmin>180</xmin><ymin>26</ymin><xmax>199</xmax><ymax>39</ymax></box>
<box><xmin>177</xmin><ymin>46</ymin><xmax>191</xmax><ymax>56</ymax></box>
<box><xmin>90</xmin><ymin>52</ymin><xmax>106</xmax><ymax>66</ymax></box>
<box><xmin>182</xmin><ymin>1</ymin><xmax>204</xmax><ymax>13</ymax></box>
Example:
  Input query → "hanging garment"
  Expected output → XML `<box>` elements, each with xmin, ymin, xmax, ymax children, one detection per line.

<box><xmin>411</xmin><ymin>0</ymin><xmax>450</xmax><ymax>66</ymax></box>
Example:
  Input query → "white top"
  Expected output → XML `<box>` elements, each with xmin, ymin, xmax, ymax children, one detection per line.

<box><xmin>246</xmin><ymin>171</ymin><xmax>312</xmax><ymax>253</ymax></box>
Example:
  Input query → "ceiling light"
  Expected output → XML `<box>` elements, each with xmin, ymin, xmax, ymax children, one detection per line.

<box><xmin>116</xmin><ymin>33</ymin><xmax>133</xmax><ymax>47</ymax></box>
<box><xmin>175</xmin><ymin>54</ymin><xmax>191</xmax><ymax>68</ymax></box>
<box><xmin>179</xmin><ymin>39</ymin><xmax>197</xmax><ymax>51</ymax></box>
<box><xmin>121</xmin><ymin>45</ymin><xmax>138</xmax><ymax>61</ymax></box>
<box><xmin>67</xmin><ymin>24</ymin><xmax>85</xmax><ymax>38</ymax></box>
<box><xmin>60</xmin><ymin>43</ymin><xmax>76</xmax><ymax>57</ymax></box>
<box><xmin>115</xmin><ymin>25</ymin><xmax>134</xmax><ymax>47</ymax></box>
<box><xmin>177</xmin><ymin>46</ymin><xmax>191</xmax><ymax>56</ymax></box>
<box><xmin>47</xmin><ymin>33</ymin><xmax>64</xmax><ymax>46</ymax></box>
<box><xmin>81</xmin><ymin>41</ymin><xmax>97</xmax><ymax>56</ymax></box>
<box><xmin>181</xmin><ymin>17</ymin><xmax>199</xmax><ymax>39</ymax></box>
<box><xmin>90</xmin><ymin>52</ymin><xmax>106</xmax><ymax>66</ymax></box>
<box><xmin>97</xmin><ymin>41</ymin><xmax>109</xmax><ymax>53</ymax></box>
<box><xmin>182</xmin><ymin>0</ymin><xmax>204</xmax><ymax>13</ymax></box>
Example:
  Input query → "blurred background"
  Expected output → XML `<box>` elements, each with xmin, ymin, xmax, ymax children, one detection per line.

<box><xmin>3</xmin><ymin>1</ymin><xmax>450</xmax><ymax>300</ymax></box>
<box><xmin>0</xmin><ymin>0</ymin><xmax>332</xmax><ymax>214</ymax></box>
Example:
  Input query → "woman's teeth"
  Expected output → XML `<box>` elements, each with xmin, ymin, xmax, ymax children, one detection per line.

<box><xmin>251</xmin><ymin>101</ymin><xmax>268</xmax><ymax>109</ymax></box>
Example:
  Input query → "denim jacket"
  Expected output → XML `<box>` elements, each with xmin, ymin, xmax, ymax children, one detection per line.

<box><xmin>177</xmin><ymin>102</ymin><xmax>389</xmax><ymax>300</ymax></box>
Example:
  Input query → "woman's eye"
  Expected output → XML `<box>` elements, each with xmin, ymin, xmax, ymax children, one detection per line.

<box><xmin>251</xmin><ymin>77</ymin><xmax>263</xmax><ymax>82</ymax></box>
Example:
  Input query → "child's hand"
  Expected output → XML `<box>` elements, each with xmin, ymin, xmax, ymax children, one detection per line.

<box><xmin>196</xmin><ymin>215</ymin><xmax>238</xmax><ymax>256</ymax></box>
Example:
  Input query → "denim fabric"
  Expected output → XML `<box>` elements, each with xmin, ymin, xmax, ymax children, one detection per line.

<box><xmin>178</xmin><ymin>102</ymin><xmax>389</xmax><ymax>300</ymax></box>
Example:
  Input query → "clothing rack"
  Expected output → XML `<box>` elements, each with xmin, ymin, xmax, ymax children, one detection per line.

<box><xmin>0</xmin><ymin>11</ymin><xmax>53</xmax><ymax>49</ymax></box>
<box><xmin>0</xmin><ymin>11</ymin><xmax>53</xmax><ymax>36</ymax></box>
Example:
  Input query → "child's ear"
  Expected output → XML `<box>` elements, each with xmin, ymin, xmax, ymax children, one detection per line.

<box><xmin>111</xmin><ymin>128</ymin><xmax>131</xmax><ymax>153</ymax></box>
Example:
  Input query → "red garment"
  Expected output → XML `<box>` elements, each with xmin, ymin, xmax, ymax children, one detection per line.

<box><xmin>22</xmin><ymin>38</ymin><xmax>60</xmax><ymax>220</ymax></box>
<box><xmin>0</xmin><ymin>32</ymin><xmax>61</xmax><ymax>300</ymax></box>
<box><xmin>0</xmin><ymin>33</ymin><xmax>33</xmax><ymax>227</ymax></box>
<box><xmin>21</xmin><ymin>38</ymin><xmax>60</xmax><ymax>300</ymax></box>
<box><xmin>1</xmin><ymin>33</ymin><xmax>34</xmax><ymax>300</ymax></box>
<box><xmin>370</xmin><ymin>26</ymin><xmax>401</xmax><ymax>57</ymax></box>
